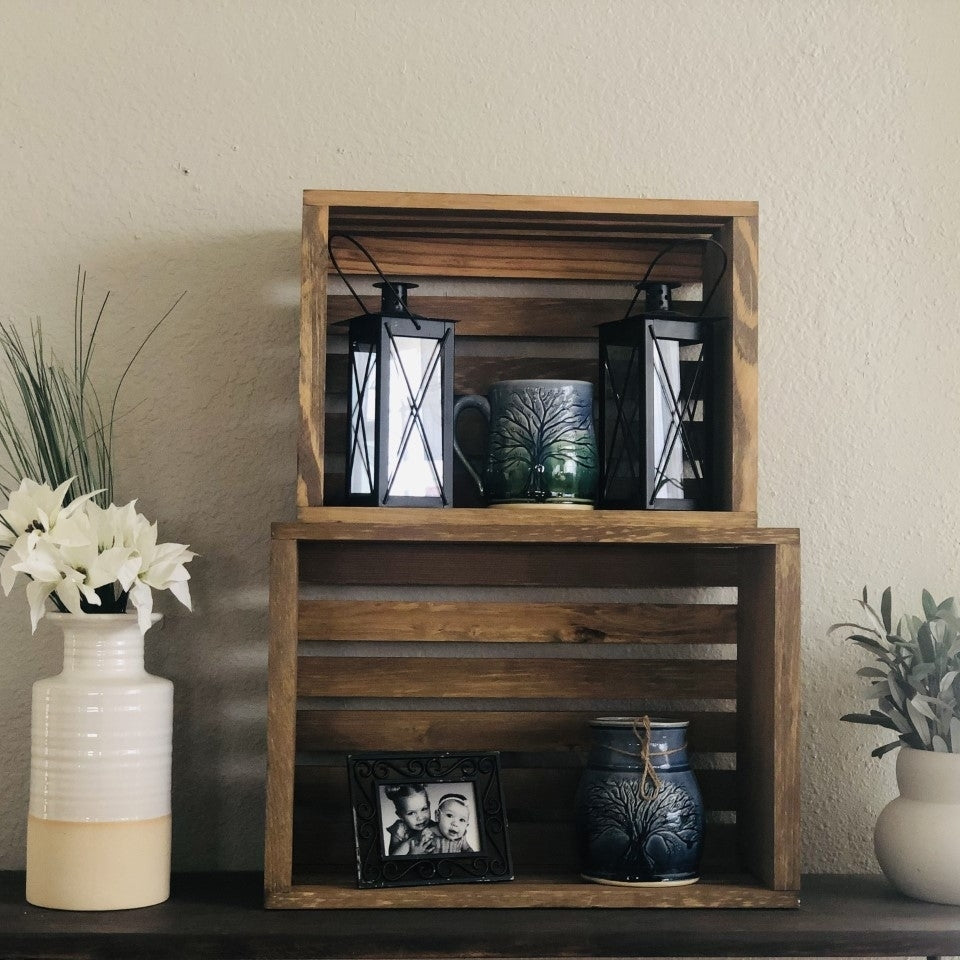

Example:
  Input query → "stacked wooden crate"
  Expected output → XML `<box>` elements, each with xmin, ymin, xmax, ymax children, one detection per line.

<box><xmin>265</xmin><ymin>192</ymin><xmax>800</xmax><ymax>909</ymax></box>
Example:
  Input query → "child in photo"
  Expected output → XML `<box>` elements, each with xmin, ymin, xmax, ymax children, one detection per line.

<box><xmin>384</xmin><ymin>783</ymin><xmax>439</xmax><ymax>856</ymax></box>
<box><xmin>434</xmin><ymin>793</ymin><xmax>476</xmax><ymax>853</ymax></box>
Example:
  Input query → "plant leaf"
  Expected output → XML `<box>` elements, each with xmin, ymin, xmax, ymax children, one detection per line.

<box><xmin>922</xmin><ymin>589</ymin><xmax>938</xmax><ymax>621</ymax></box>
<box><xmin>856</xmin><ymin>667</ymin><xmax>888</xmax><ymax>678</ymax></box>
<box><xmin>881</xmin><ymin>587</ymin><xmax>892</xmax><ymax>633</ymax></box>
<box><xmin>841</xmin><ymin>712</ymin><xmax>892</xmax><ymax>727</ymax></box>
<box><xmin>856</xmin><ymin>599</ymin><xmax>887</xmax><ymax>635</ymax></box>
<box><xmin>917</xmin><ymin>621</ymin><xmax>936</xmax><ymax>662</ymax></box>
<box><xmin>867</xmin><ymin>709</ymin><xmax>899</xmax><ymax>731</ymax></box>
<box><xmin>906</xmin><ymin>698</ymin><xmax>932</xmax><ymax>744</ymax></box>
<box><xmin>950</xmin><ymin>717</ymin><xmax>960</xmax><ymax>751</ymax></box>
<box><xmin>909</xmin><ymin>695</ymin><xmax>937</xmax><ymax>721</ymax></box>
<box><xmin>829</xmin><ymin>621</ymin><xmax>880</xmax><ymax>637</ymax></box>
<box><xmin>871</xmin><ymin>739</ymin><xmax>904</xmax><ymax>759</ymax></box>
<box><xmin>933</xmin><ymin>735</ymin><xmax>949</xmax><ymax>753</ymax></box>
<box><xmin>940</xmin><ymin>670</ymin><xmax>959</xmax><ymax>694</ymax></box>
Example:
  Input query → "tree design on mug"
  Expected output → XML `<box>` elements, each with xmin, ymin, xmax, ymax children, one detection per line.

<box><xmin>586</xmin><ymin>778</ymin><xmax>701</xmax><ymax>873</ymax></box>
<box><xmin>488</xmin><ymin>386</ymin><xmax>597</xmax><ymax>501</ymax></box>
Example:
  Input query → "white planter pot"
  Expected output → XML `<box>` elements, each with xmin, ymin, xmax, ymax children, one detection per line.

<box><xmin>874</xmin><ymin>745</ymin><xmax>960</xmax><ymax>906</ymax></box>
<box><xmin>25</xmin><ymin>613</ymin><xmax>172</xmax><ymax>910</ymax></box>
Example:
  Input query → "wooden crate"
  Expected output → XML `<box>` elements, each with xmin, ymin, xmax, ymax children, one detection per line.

<box><xmin>298</xmin><ymin>190</ymin><xmax>759</xmax><ymax>521</ymax></box>
<box><xmin>264</xmin><ymin>511</ymin><xmax>801</xmax><ymax>908</ymax></box>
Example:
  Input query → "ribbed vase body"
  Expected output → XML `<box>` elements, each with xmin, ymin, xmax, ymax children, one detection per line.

<box><xmin>26</xmin><ymin>613</ymin><xmax>172</xmax><ymax>910</ymax></box>
<box><xmin>575</xmin><ymin>717</ymin><xmax>704</xmax><ymax>886</ymax></box>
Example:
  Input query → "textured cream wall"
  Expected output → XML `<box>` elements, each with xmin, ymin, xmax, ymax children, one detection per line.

<box><xmin>0</xmin><ymin>0</ymin><xmax>958</xmax><ymax>873</ymax></box>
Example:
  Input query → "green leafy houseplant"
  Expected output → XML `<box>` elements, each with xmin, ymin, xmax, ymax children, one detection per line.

<box><xmin>833</xmin><ymin>588</ymin><xmax>960</xmax><ymax>757</ymax></box>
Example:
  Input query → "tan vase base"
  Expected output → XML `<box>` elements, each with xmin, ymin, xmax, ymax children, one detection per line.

<box><xmin>26</xmin><ymin>814</ymin><xmax>171</xmax><ymax>910</ymax></box>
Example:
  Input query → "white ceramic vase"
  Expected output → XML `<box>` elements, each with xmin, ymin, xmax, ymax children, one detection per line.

<box><xmin>874</xmin><ymin>745</ymin><xmax>960</xmax><ymax>906</ymax></box>
<box><xmin>26</xmin><ymin>613</ymin><xmax>172</xmax><ymax>910</ymax></box>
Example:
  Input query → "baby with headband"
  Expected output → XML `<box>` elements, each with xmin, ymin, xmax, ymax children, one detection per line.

<box><xmin>432</xmin><ymin>793</ymin><xmax>476</xmax><ymax>854</ymax></box>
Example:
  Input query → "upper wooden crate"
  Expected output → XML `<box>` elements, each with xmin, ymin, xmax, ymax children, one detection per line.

<box><xmin>298</xmin><ymin>191</ymin><xmax>759</xmax><ymax>522</ymax></box>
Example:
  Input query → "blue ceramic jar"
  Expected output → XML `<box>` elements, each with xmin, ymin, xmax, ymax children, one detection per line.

<box><xmin>575</xmin><ymin>717</ymin><xmax>704</xmax><ymax>886</ymax></box>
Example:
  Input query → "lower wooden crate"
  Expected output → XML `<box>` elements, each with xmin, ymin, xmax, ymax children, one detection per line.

<box><xmin>265</xmin><ymin>514</ymin><xmax>800</xmax><ymax>909</ymax></box>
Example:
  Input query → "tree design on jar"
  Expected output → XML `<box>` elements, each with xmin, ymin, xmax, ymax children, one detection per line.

<box><xmin>586</xmin><ymin>778</ymin><xmax>702</xmax><ymax>875</ymax></box>
<box><xmin>487</xmin><ymin>385</ymin><xmax>597</xmax><ymax>501</ymax></box>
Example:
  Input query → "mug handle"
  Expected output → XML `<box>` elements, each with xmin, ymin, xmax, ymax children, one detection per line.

<box><xmin>453</xmin><ymin>394</ymin><xmax>490</xmax><ymax>498</ymax></box>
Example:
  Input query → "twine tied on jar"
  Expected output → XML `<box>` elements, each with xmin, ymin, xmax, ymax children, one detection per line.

<box><xmin>604</xmin><ymin>715</ymin><xmax>688</xmax><ymax>799</ymax></box>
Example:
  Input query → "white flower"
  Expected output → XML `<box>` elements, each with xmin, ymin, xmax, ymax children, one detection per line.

<box><xmin>0</xmin><ymin>479</ymin><xmax>195</xmax><ymax>634</ymax></box>
<box><xmin>89</xmin><ymin>497</ymin><xmax>196</xmax><ymax>635</ymax></box>
<box><xmin>9</xmin><ymin>539</ymin><xmax>102</xmax><ymax>632</ymax></box>
<box><xmin>0</xmin><ymin>477</ymin><xmax>100</xmax><ymax>549</ymax></box>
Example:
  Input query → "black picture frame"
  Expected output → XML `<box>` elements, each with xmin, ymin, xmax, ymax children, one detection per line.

<box><xmin>347</xmin><ymin>751</ymin><xmax>513</xmax><ymax>889</ymax></box>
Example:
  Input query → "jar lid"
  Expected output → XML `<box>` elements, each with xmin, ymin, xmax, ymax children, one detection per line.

<box><xmin>589</xmin><ymin>716</ymin><xmax>688</xmax><ymax>729</ymax></box>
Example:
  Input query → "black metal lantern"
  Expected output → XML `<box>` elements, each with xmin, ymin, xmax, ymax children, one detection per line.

<box><xmin>330</xmin><ymin>234</ymin><xmax>455</xmax><ymax>507</ymax></box>
<box><xmin>598</xmin><ymin>241</ymin><xmax>727</xmax><ymax>510</ymax></box>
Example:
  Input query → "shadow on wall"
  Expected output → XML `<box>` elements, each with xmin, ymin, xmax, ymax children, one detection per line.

<box><xmin>51</xmin><ymin>231</ymin><xmax>300</xmax><ymax>870</ymax></box>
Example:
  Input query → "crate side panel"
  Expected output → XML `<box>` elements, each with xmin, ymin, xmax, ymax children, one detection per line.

<box><xmin>299</xmin><ymin>203</ymin><xmax>328</xmax><ymax>509</ymax></box>
<box><xmin>736</xmin><ymin>543</ymin><xmax>801</xmax><ymax>890</ymax></box>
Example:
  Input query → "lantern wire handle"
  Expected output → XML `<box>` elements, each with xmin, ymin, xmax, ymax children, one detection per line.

<box><xmin>327</xmin><ymin>232</ymin><xmax>422</xmax><ymax>330</ymax></box>
<box><xmin>623</xmin><ymin>238</ymin><xmax>729</xmax><ymax>319</ymax></box>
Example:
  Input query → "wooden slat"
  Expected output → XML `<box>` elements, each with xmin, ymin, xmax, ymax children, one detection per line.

<box><xmin>320</xmin><ymin>235</ymin><xmax>702</xmax><ymax>282</ymax></box>
<box><xmin>298</xmin><ymin>202</ymin><xmax>327</xmax><ymax>508</ymax></box>
<box><xmin>730</xmin><ymin>216</ymin><xmax>759</xmax><ymax>515</ymax></box>
<box><xmin>264</xmin><ymin>539</ymin><xmax>299</xmax><ymax>897</ymax></box>
<box><xmin>298</xmin><ymin>600</ymin><xmax>737</xmax><ymax>644</ymax></box>
<box><xmin>325</xmin><ymin>295</ymin><xmax>704</xmax><ymax>338</ymax></box>
<box><xmin>324</xmin><ymin>353</ymin><xmax>599</xmax><ymax>397</ymax></box>
<box><xmin>294</xmin><ymin>765</ymin><xmax>739</xmax><ymax>815</ymax></box>
<box><xmin>291</xmin><ymin>818</ymin><xmax>737</xmax><ymax>873</ymax></box>
<box><xmin>296</xmin><ymin>658</ymin><xmax>737</xmax><ymax>700</ymax></box>
<box><xmin>271</xmin><ymin>873</ymin><xmax>795</xmax><ymax>909</ymax></box>
<box><xmin>281</xmin><ymin>509</ymin><xmax>785</xmax><ymax>544</ymax></box>
<box><xmin>294</xmin><ymin>710</ymin><xmax>737</xmax><ymax>755</ymax></box>
<box><xmin>307</xmin><ymin>189</ymin><xmax>759</xmax><ymax>220</ymax></box>
<box><xmin>297</xmin><ymin>540</ymin><xmax>743</xmax><ymax>588</ymax></box>
<box><xmin>737</xmin><ymin>542</ymin><xmax>801</xmax><ymax>891</ymax></box>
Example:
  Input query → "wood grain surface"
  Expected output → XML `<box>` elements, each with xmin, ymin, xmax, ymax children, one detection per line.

<box><xmin>264</xmin><ymin>539</ymin><xmax>299</xmax><ymax>896</ymax></box>
<box><xmin>305</xmin><ymin>189</ymin><xmax>759</xmax><ymax>219</ymax></box>
<box><xmin>12</xmin><ymin>871</ymin><xmax>960</xmax><ymax>954</ymax></box>
<box><xmin>298</xmin><ymin>202</ymin><xmax>328</xmax><ymax>508</ymax></box>
<box><xmin>296</xmin><ymin>540</ymin><xmax>744</xmax><ymax>588</ymax></box>
<box><xmin>736</xmin><ymin>542</ymin><xmax>802</xmax><ymax>891</ymax></box>
<box><xmin>281</xmin><ymin>508</ymin><xmax>782</xmax><ymax>543</ymax></box>
<box><xmin>296</xmin><ymin>656</ymin><xmax>737</xmax><ymax>700</ymax></box>
<box><xmin>298</xmin><ymin>600</ymin><xmax>737</xmax><ymax>644</ymax></box>
<box><xmin>293</xmin><ymin>710</ymin><xmax>738</xmax><ymax>755</ymax></box>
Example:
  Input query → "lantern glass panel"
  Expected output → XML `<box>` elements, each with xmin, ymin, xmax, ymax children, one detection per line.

<box><xmin>385</xmin><ymin>333</ymin><xmax>445</xmax><ymax>499</ymax></box>
<box><xmin>650</xmin><ymin>333</ymin><xmax>706</xmax><ymax>504</ymax></box>
<box><xmin>348</xmin><ymin>344</ymin><xmax>377</xmax><ymax>495</ymax></box>
<box><xmin>651</xmin><ymin>338</ymin><xmax>684</xmax><ymax>501</ymax></box>
<box><xmin>602</xmin><ymin>343</ymin><xmax>642</xmax><ymax>504</ymax></box>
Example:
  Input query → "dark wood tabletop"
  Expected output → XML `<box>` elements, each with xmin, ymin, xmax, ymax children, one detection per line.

<box><xmin>2</xmin><ymin>872</ymin><xmax>959</xmax><ymax>960</ymax></box>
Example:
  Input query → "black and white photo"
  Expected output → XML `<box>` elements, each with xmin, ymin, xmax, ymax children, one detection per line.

<box><xmin>379</xmin><ymin>781</ymin><xmax>482</xmax><ymax>857</ymax></box>
<box><xmin>347</xmin><ymin>752</ymin><xmax>513</xmax><ymax>889</ymax></box>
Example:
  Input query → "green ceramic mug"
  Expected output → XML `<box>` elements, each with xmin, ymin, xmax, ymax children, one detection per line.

<box><xmin>453</xmin><ymin>379</ymin><xmax>599</xmax><ymax>508</ymax></box>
